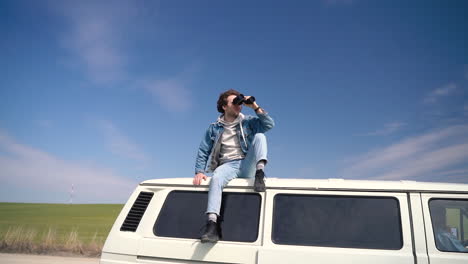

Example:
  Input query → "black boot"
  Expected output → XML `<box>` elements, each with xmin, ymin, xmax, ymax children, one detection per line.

<box><xmin>200</xmin><ymin>220</ymin><xmax>220</xmax><ymax>243</ymax></box>
<box><xmin>254</xmin><ymin>169</ymin><xmax>266</xmax><ymax>192</ymax></box>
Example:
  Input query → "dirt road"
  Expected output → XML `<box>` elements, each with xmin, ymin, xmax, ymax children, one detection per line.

<box><xmin>0</xmin><ymin>253</ymin><xmax>99</xmax><ymax>264</ymax></box>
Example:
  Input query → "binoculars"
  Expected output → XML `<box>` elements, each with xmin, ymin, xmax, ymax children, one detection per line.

<box><xmin>233</xmin><ymin>94</ymin><xmax>256</xmax><ymax>105</ymax></box>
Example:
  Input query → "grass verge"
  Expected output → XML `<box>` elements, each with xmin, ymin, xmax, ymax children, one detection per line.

<box><xmin>0</xmin><ymin>203</ymin><xmax>123</xmax><ymax>257</ymax></box>
<box><xmin>0</xmin><ymin>226</ymin><xmax>103</xmax><ymax>257</ymax></box>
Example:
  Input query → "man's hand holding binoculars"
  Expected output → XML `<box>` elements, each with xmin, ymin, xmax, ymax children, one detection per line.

<box><xmin>233</xmin><ymin>94</ymin><xmax>263</xmax><ymax>113</ymax></box>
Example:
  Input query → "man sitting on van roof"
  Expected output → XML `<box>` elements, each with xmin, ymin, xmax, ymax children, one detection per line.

<box><xmin>193</xmin><ymin>89</ymin><xmax>275</xmax><ymax>243</ymax></box>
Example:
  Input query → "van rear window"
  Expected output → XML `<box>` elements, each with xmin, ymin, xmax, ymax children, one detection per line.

<box><xmin>272</xmin><ymin>194</ymin><xmax>403</xmax><ymax>250</ymax></box>
<box><xmin>429</xmin><ymin>199</ymin><xmax>468</xmax><ymax>253</ymax></box>
<box><xmin>154</xmin><ymin>191</ymin><xmax>261</xmax><ymax>242</ymax></box>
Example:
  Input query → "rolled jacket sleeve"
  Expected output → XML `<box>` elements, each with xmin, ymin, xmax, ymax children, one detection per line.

<box><xmin>254</xmin><ymin>112</ymin><xmax>275</xmax><ymax>133</ymax></box>
<box><xmin>194</xmin><ymin>126</ymin><xmax>213</xmax><ymax>174</ymax></box>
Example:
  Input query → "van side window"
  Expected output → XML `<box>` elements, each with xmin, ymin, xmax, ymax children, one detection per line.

<box><xmin>429</xmin><ymin>199</ymin><xmax>468</xmax><ymax>253</ymax></box>
<box><xmin>272</xmin><ymin>194</ymin><xmax>403</xmax><ymax>250</ymax></box>
<box><xmin>154</xmin><ymin>191</ymin><xmax>261</xmax><ymax>242</ymax></box>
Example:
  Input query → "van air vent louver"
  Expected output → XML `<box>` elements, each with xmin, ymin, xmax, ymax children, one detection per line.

<box><xmin>120</xmin><ymin>191</ymin><xmax>154</xmax><ymax>232</ymax></box>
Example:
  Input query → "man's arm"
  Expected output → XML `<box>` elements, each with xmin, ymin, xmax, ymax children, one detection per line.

<box><xmin>244</xmin><ymin>98</ymin><xmax>275</xmax><ymax>133</ymax></box>
<box><xmin>193</xmin><ymin>127</ymin><xmax>213</xmax><ymax>185</ymax></box>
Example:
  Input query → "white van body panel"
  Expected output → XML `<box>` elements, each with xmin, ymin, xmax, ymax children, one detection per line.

<box><xmin>140</xmin><ymin>178</ymin><xmax>468</xmax><ymax>193</ymax></box>
<box><xmin>101</xmin><ymin>178</ymin><xmax>468</xmax><ymax>264</ymax></box>
<box><xmin>136</xmin><ymin>187</ymin><xmax>264</xmax><ymax>264</ymax></box>
<box><xmin>260</xmin><ymin>189</ymin><xmax>414</xmax><ymax>264</ymax></box>
<box><xmin>102</xmin><ymin>188</ymin><xmax>142</xmax><ymax>256</ymax></box>
<box><xmin>408</xmin><ymin>193</ymin><xmax>430</xmax><ymax>264</ymax></box>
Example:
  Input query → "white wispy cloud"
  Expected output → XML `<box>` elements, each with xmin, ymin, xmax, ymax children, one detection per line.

<box><xmin>143</xmin><ymin>78</ymin><xmax>192</xmax><ymax>113</ymax></box>
<box><xmin>51</xmin><ymin>1</ymin><xmax>195</xmax><ymax>113</ymax></box>
<box><xmin>342</xmin><ymin>125</ymin><xmax>468</xmax><ymax>183</ymax></box>
<box><xmin>437</xmin><ymin>169</ymin><xmax>468</xmax><ymax>182</ymax></box>
<box><xmin>52</xmin><ymin>0</ymin><xmax>152</xmax><ymax>84</ymax></box>
<box><xmin>35</xmin><ymin>119</ymin><xmax>53</xmax><ymax>128</ymax></box>
<box><xmin>423</xmin><ymin>83</ymin><xmax>457</xmax><ymax>104</ymax></box>
<box><xmin>56</xmin><ymin>2</ymin><xmax>124</xmax><ymax>83</ymax></box>
<box><xmin>0</xmin><ymin>129</ymin><xmax>136</xmax><ymax>203</ymax></box>
<box><xmin>97</xmin><ymin>120</ymin><xmax>150</xmax><ymax>165</ymax></box>
<box><xmin>363</xmin><ymin>122</ymin><xmax>406</xmax><ymax>136</ymax></box>
<box><xmin>374</xmin><ymin>143</ymin><xmax>468</xmax><ymax>181</ymax></box>
<box><xmin>141</xmin><ymin>65</ymin><xmax>199</xmax><ymax>113</ymax></box>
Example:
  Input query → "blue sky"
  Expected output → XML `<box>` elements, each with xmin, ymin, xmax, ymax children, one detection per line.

<box><xmin>1</xmin><ymin>0</ymin><xmax>467</xmax><ymax>203</ymax></box>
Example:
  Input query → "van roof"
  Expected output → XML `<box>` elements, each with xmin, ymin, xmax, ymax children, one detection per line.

<box><xmin>140</xmin><ymin>178</ymin><xmax>468</xmax><ymax>194</ymax></box>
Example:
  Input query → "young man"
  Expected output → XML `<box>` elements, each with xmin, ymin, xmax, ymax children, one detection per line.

<box><xmin>193</xmin><ymin>89</ymin><xmax>275</xmax><ymax>243</ymax></box>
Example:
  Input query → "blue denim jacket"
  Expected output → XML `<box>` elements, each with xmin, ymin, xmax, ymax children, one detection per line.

<box><xmin>195</xmin><ymin>112</ymin><xmax>275</xmax><ymax>174</ymax></box>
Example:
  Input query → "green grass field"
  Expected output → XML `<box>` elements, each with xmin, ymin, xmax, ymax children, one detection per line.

<box><xmin>0</xmin><ymin>203</ymin><xmax>123</xmax><ymax>245</ymax></box>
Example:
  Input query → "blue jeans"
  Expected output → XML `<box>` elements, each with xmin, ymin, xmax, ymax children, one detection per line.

<box><xmin>206</xmin><ymin>133</ymin><xmax>268</xmax><ymax>215</ymax></box>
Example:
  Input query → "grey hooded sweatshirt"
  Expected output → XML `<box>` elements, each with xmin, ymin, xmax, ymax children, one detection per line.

<box><xmin>217</xmin><ymin>113</ymin><xmax>246</xmax><ymax>165</ymax></box>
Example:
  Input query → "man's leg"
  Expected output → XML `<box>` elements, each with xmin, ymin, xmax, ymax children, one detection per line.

<box><xmin>202</xmin><ymin>160</ymin><xmax>240</xmax><ymax>243</ymax></box>
<box><xmin>238</xmin><ymin>133</ymin><xmax>268</xmax><ymax>191</ymax></box>
<box><xmin>206</xmin><ymin>160</ymin><xmax>241</xmax><ymax>215</ymax></box>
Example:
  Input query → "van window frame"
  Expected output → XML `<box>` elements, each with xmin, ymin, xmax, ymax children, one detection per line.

<box><xmin>271</xmin><ymin>193</ymin><xmax>404</xmax><ymax>250</ymax></box>
<box><xmin>428</xmin><ymin>198</ymin><xmax>468</xmax><ymax>254</ymax></box>
<box><xmin>153</xmin><ymin>190</ymin><xmax>262</xmax><ymax>243</ymax></box>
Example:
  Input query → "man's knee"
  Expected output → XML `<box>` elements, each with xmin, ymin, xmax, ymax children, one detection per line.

<box><xmin>211</xmin><ymin>171</ymin><xmax>235</xmax><ymax>189</ymax></box>
<box><xmin>253</xmin><ymin>133</ymin><xmax>266</xmax><ymax>142</ymax></box>
<box><xmin>210</xmin><ymin>174</ymin><xmax>223</xmax><ymax>188</ymax></box>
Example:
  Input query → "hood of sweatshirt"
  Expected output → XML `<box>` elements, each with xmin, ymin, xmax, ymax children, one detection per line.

<box><xmin>217</xmin><ymin>112</ymin><xmax>244</xmax><ymax>126</ymax></box>
<box><xmin>216</xmin><ymin>112</ymin><xmax>248</xmax><ymax>149</ymax></box>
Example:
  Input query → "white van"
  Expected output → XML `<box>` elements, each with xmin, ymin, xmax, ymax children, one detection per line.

<box><xmin>100</xmin><ymin>178</ymin><xmax>468</xmax><ymax>264</ymax></box>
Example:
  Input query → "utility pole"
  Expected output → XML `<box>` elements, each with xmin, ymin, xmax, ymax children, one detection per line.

<box><xmin>69</xmin><ymin>183</ymin><xmax>74</xmax><ymax>205</ymax></box>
